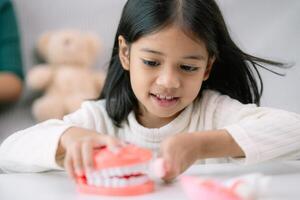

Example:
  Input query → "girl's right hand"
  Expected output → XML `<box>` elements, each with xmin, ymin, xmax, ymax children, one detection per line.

<box><xmin>58</xmin><ymin>127</ymin><xmax>123</xmax><ymax>180</ymax></box>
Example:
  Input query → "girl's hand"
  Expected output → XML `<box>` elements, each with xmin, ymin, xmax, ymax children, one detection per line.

<box><xmin>159</xmin><ymin>133</ymin><xmax>202</xmax><ymax>182</ymax></box>
<box><xmin>58</xmin><ymin>127</ymin><xmax>123</xmax><ymax>180</ymax></box>
<box><xmin>159</xmin><ymin>130</ymin><xmax>245</xmax><ymax>182</ymax></box>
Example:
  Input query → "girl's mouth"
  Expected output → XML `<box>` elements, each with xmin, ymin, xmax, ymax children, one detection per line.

<box><xmin>150</xmin><ymin>93</ymin><xmax>179</xmax><ymax>108</ymax></box>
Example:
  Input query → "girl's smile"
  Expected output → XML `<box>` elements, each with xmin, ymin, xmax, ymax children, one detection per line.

<box><xmin>149</xmin><ymin>93</ymin><xmax>179</xmax><ymax>108</ymax></box>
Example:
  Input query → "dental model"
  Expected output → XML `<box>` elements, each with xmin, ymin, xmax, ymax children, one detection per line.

<box><xmin>76</xmin><ymin>144</ymin><xmax>155</xmax><ymax>196</ymax></box>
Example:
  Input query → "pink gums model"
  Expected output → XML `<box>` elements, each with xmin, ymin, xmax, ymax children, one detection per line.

<box><xmin>76</xmin><ymin>144</ymin><xmax>154</xmax><ymax>196</ymax></box>
<box><xmin>180</xmin><ymin>176</ymin><xmax>247</xmax><ymax>200</ymax></box>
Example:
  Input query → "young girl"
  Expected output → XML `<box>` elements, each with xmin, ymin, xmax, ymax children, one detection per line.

<box><xmin>1</xmin><ymin>0</ymin><xmax>300</xmax><ymax>182</ymax></box>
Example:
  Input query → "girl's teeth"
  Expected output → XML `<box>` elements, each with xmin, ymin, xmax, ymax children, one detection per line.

<box><xmin>156</xmin><ymin>94</ymin><xmax>174</xmax><ymax>100</ymax></box>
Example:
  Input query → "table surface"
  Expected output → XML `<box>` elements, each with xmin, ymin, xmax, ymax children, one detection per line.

<box><xmin>1</xmin><ymin>161</ymin><xmax>300</xmax><ymax>200</ymax></box>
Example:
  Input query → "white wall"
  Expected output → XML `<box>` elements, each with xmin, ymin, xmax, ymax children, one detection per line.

<box><xmin>216</xmin><ymin>0</ymin><xmax>300</xmax><ymax>113</ymax></box>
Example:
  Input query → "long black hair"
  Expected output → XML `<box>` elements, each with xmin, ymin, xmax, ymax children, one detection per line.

<box><xmin>100</xmin><ymin>0</ymin><xmax>288</xmax><ymax>127</ymax></box>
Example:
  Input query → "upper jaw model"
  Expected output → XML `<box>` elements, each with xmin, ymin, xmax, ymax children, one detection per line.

<box><xmin>76</xmin><ymin>144</ymin><xmax>154</xmax><ymax>196</ymax></box>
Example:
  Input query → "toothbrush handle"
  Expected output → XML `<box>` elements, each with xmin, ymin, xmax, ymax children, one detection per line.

<box><xmin>150</xmin><ymin>158</ymin><xmax>167</xmax><ymax>178</ymax></box>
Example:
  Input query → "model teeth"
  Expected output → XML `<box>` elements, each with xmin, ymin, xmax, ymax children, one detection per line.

<box><xmin>86</xmin><ymin>163</ymin><xmax>150</xmax><ymax>188</ymax></box>
<box><xmin>87</xmin><ymin>175</ymin><xmax>149</xmax><ymax>188</ymax></box>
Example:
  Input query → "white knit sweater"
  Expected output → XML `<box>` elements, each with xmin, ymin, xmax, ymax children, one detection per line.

<box><xmin>1</xmin><ymin>90</ymin><xmax>300</xmax><ymax>172</ymax></box>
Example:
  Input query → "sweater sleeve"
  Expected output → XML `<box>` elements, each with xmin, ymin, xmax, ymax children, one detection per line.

<box><xmin>0</xmin><ymin>120</ymin><xmax>71</xmax><ymax>173</ymax></box>
<box><xmin>211</xmin><ymin>92</ymin><xmax>300</xmax><ymax>165</ymax></box>
<box><xmin>0</xmin><ymin>101</ymin><xmax>109</xmax><ymax>173</ymax></box>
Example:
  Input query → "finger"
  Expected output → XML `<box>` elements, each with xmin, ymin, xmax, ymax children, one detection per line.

<box><xmin>71</xmin><ymin>142</ymin><xmax>84</xmax><ymax>177</ymax></box>
<box><xmin>160</xmin><ymin>150</ymin><xmax>178</xmax><ymax>181</ymax></box>
<box><xmin>91</xmin><ymin>134</ymin><xmax>114</xmax><ymax>148</ymax></box>
<box><xmin>64</xmin><ymin>152</ymin><xmax>76</xmax><ymax>180</ymax></box>
<box><xmin>151</xmin><ymin>158</ymin><xmax>167</xmax><ymax>178</ymax></box>
<box><xmin>161</xmin><ymin>160</ymin><xmax>176</xmax><ymax>181</ymax></box>
<box><xmin>106</xmin><ymin>135</ymin><xmax>123</xmax><ymax>146</ymax></box>
<box><xmin>159</xmin><ymin>144</ymin><xmax>172</xmax><ymax>172</ymax></box>
<box><xmin>102</xmin><ymin>136</ymin><xmax>123</xmax><ymax>152</ymax></box>
<box><xmin>81</xmin><ymin>140</ymin><xmax>94</xmax><ymax>173</ymax></box>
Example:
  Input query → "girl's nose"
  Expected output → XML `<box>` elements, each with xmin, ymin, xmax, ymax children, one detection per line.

<box><xmin>156</xmin><ymin>67</ymin><xmax>180</xmax><ymax>89</ymax></box>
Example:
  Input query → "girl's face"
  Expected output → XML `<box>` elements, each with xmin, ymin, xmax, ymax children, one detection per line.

<box><xmin>119</xmin><ymin>25</ymin><xmax>215</xmax><ymax>128</ymax></box>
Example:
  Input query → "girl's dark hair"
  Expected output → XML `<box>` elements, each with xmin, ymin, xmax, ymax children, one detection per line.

<box><xmin>100</xmin><ymin>0</ymin><xmax>288</xmax><ymax>127</ymax></box>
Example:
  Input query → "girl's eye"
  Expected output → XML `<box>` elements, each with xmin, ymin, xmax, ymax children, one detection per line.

<box><xmin>180</xmin><ymin>65</ymin><xmax>199</xmax><ymax>72</ymax></box>
<box><xmin>142</xmin><ymin>59</ymin><xmax>160</xmax><ymax>67</ymax></box>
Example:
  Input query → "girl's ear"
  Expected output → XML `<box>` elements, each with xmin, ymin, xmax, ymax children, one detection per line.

<box><xmin>203</xmin><ymin>55</ymin><xmax>216</xmax><ymax>81</ymax></box>
<box><xmin>118</xmin><ymin>35</ymin><xmax>130</xmax><ymax>70</ymax></box>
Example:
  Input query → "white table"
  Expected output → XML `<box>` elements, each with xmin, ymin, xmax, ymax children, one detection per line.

<box><xmin>1</xmin><ymin>161</ymin><xmax>300</xmax><ymax>200</ymax></box>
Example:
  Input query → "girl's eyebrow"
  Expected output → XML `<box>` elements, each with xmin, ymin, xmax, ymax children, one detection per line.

<box><xmin>140</xmin><ymin>48</ymin><xmax>164</xmax><ymax>55</ymax></box>
<box><xmin>140</xmin><ymin>48</ymin><xmax>205</xmax><ymax>60</ymax></box>
<box><xmin>183</xmin><ymin>55</ymin><xmax>205</xmax><ymax>61</ymax></box>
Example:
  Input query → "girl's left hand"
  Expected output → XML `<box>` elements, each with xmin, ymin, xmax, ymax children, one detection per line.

<box><xmin>159</xmin><ymin>133</ymin><xmax>201</xmax><ymax>182</ymax></box>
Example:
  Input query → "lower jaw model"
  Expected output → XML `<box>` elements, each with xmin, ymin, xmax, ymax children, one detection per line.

<box><xmin>76</xmin><ymin>144</ymin><xmax>154</xmax><ymax>196</ymax></box>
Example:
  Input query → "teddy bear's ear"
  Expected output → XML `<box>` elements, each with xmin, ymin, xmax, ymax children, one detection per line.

<box><xmin>37</xmin><ymin>32</ymin><xmax>52</xmax><ymax>59</ymax></box>
<box><xmin>85</xmin><ymin>33</ymin><xmax>101</xmax><ymax>59</ymax></box>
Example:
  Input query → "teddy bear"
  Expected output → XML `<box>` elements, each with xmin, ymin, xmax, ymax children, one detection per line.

<box><xmin>26</xmin><ymin>29</ymin><xmax>106</xmax><ymax>122</ymax></box>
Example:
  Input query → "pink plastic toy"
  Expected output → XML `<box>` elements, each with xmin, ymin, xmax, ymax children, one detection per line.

<box><xmin>180</xmin><ymin>176</ymin><xmax>245</xmax><ymax>200</ymax></box>
<box><xmin>76</xmin><ymin>144</ymin><xmax>154</xmax><ymax>196</ymax></box>
<box><xmin>151</xmin><ymin>157</ymin><xmax>167</xmax><ymax>178</ymax></box>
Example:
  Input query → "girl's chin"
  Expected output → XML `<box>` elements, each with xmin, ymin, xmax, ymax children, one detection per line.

<box><xmin>149</xmin><ymin>106</ymin><xmax>183</xmax><ymax>120</ymax></box>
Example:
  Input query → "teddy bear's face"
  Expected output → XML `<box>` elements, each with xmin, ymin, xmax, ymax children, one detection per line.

<box><xmin>39</xmin><ymin>30</ymin><xmax>100</xmax><ymax>67</ymax></box>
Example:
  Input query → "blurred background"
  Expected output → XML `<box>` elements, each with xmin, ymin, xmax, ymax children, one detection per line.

<box><xmin>0</xmin><ymin>0</ymin><xmax>299</xmax><ymax>142</ymax></box>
